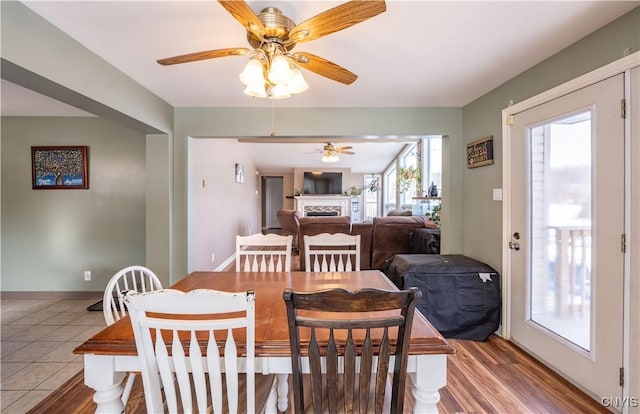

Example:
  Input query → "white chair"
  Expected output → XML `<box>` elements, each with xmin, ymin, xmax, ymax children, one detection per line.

<box><xmin>304</xmin><ymin>233</ymin><xmax>361</xmax><ymax>272</ymax></box>
<box><xmin>236</xmin><ymin>233</ymin><xmax>293</xmax><ymax>272</ymax></box>
<box><xmin>124</xmin><ymin>288</ymin><xmax>265</xmax><ymax>414</ymax></box>
<box><xmin>102</xmin><ymin>265</ymin><xmax>163</xmax><ymax>405</ymax></box>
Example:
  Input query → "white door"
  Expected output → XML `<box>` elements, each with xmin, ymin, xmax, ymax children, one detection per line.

<box><xmin>509</xmin><ymin>74</ymin><xmax>624</xmax><ymax>401</ymax></box>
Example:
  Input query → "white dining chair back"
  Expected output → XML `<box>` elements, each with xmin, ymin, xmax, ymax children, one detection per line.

<box><xmin>304</xmin><ymin>233</ymin><xmax>361</xmax><ymax>272</ymax></box>
<box><xmin>125</xmin><ymin>288</ymin><xmax>257</xmax><ymax>414</ymax></box>
<box><xmin>102</xmin><ymin>265</ymin><xmax>163</xmax><ymax>406</ymax></box>
<box><xmin>103</xmin><ymin>265</ymin><xmax>163</xmax><ymax>326</ymax></box>
<box><xmin>236</xmin><ymin>233</ymin><xmax>293</xmax><ymax>272</ymax></box>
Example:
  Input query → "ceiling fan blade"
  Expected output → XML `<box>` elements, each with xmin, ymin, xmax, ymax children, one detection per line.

<box><xmin>292</xmin><ymin>52</ymin><xmax>357</xmax><ymax>85</ymax></box>
<box><xmin>218</xmin><ymin>0</ymin><xmax>265</xmax><ymax>40</ymax></box>
<box><xmin>339</xmin><ymin>151</ymin><xmax>355</xmax><ymax>155</ymax></box>
<box><xmin>337</xmin><ymin>146</ymin><xmax>353</xmax><ymax>151</ymax></box>
<box><xmin>157</xmin><ymin>48</ymin><xmax>250</xmax><ymax>66</ymax></box>
<box><xmin>288</xmin><ymin>0</ymin><xmax>386</xmax><ymax>44</ymax></box>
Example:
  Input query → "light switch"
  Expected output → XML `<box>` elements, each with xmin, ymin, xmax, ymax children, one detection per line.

<box><xmin>492</xmin><ymin>188</ymin><xmax>503</xmax><ymax>201</ymax></box>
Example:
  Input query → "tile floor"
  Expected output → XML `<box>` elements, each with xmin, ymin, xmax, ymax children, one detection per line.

<box><xmin>1</xmin><ymin>295</ymin><xmax>104</xmax><ymax>413</ymax></box>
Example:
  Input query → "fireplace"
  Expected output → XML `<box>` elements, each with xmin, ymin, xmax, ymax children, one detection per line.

<box><xmin>306</xmin><ymin>211</ymin><xmax>339</xmax><ymax>217</ymax></box>
<box><xmin>295</xmin><ymin>195</ymin><xmax>351</xmax><ymax>217</ymax></box>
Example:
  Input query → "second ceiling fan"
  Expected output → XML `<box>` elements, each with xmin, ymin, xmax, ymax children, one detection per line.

<box><xmin>157</xmin><ymin>1</ymin><xmax>386</xmax><ymax>98</ymax></box>
<box><xmin>314</xmin><ymin>142</ymin><xmax>355</xmax><ymax>163</ymax></box>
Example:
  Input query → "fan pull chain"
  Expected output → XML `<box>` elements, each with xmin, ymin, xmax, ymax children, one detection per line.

<box><xmin>270</xmin><ymin>99</ymin><xmax>276</xmax><ymax>136</ymax></box>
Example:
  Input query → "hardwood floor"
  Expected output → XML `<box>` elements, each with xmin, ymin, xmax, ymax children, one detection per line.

<box><xmin>437</xmin><ymin>336</ymin><xmax>607</xmax><ymax>414</ymax></box>
<box><xmin>29</xmin><ymin>335</ymin><xmax>607</xmax><ymax>413</ymax></box>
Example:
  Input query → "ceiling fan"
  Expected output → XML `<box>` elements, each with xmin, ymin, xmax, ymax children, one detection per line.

<box><xmin>310</xmin><ymin>142</ymin><xmax>355</xmax><ymax>162</ymax></box>
<box><xmin>156</xmin><ymin>1</ymin><xmax>386</xmax><ymax>98</ymax></box>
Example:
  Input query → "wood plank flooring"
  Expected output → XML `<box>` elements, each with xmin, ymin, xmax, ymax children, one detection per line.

<box><xmin>29</xmin><ymin>335</ymin><xmax>607</xmax><ymax>413</ymax></box>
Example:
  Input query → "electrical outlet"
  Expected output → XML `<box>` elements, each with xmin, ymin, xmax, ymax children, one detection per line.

<box><xmin>83</xmin><ymin>270</ymin><xmax>92</xmax><ymax>281</ymax></box>
<box><xmin>211</xmin><ymin>252</ymin><xmax>215</xmax><ymax>262</ymax></box>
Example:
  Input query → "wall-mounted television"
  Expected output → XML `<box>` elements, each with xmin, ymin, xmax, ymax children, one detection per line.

<box><xmin>303</xmin><ymin>172</ymin><xmax>343</xmax><ymax>195</ymax></box>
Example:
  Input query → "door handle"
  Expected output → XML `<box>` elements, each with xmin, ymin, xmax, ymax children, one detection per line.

<box><xmin>509</xmin><ymin>241</ymin><xmax>520</xmax><ymax>251</ymax></box>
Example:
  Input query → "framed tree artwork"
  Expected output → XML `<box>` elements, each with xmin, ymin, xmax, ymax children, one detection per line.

<box><xmin>31</xmin><ymin>146</ymin><xmax>89</xmax><ymax>189</ymax></box>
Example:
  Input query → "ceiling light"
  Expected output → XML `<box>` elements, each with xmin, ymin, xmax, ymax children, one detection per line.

<box><xmin>287</xmin><ymin>68</ymin><xmax>309</xmax><ymax>94</ymax></box>
<box><xmin>243</xmin><ymin>83</ymin><xmax>267</xmax><ymax>98</ymax></box>
<box><xmin>239</xmin><ymin>45</ymin><xmax>308</xmax><ymax>99</ymax></box>
<box><xmin>321</xmin><ymin>153</ymin><xmax>340</xmax><ymax>163</ymax></box>
<box><xmin>267</xmin><ymin>55</ymin><xmax>292</xmax><ymax>86</ymax></box>
<box><xmin>239</xmin><ymin>58</ymin><xmax>264</xmax><ymax>86</ymax></box>
<box><xmin>269</xmin><ymin>84</ymin><xmax>291</xmax><ymax>100</ymax></box>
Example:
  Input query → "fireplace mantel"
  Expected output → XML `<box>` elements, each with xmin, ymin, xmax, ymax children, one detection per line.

<box><xmin>295</xmin><ymin>195</ymin><xmax>351</xmax><ymax>217</ymax></box>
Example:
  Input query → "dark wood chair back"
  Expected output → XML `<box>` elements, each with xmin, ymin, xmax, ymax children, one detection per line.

<box><xmin>283</xmin><ymin>287</ymin><xmax>422</xmax><ymax>414</ymax></box>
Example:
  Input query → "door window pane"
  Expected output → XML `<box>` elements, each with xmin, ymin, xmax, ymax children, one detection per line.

<box><xmin>529</xmin><ymin>111</ymin><xmax>592</xmax><ymax>351</ymax></box>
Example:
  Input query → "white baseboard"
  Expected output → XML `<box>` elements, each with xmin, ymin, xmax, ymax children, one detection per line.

<box><xmin>214</xmin><ymin>254</ymin><xmax>236</xmax><ymax>271</ymax></box>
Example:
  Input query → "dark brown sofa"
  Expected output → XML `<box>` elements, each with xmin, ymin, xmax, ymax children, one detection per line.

<box><xmin>370</xmin><ymin>216</ymin><xmax>434</xmax><ymax>269</ymax></box>
<box><xmin>297</xmin><ymin>215</ymin><xmax>438</xmax><ymax>271</ymax></box>
<box><xmin>276</xmin><ymin>209</ymin><xmax>302</xmax><ymax>251</ymax></box>
<box><xmin>298</xmin><ymin>216</ymin><xmax>351</xmax><ymax>270</ymax></box>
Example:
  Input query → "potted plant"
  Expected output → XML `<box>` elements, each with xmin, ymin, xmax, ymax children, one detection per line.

<box><xmin>427</xmin><ymin>203</ymin><xmax>441</xmax><ymax>227</ymax></box>
<box><xmin>347</xmin><ymin>185</ymin><xmax>362</xmax><ymax>196</ymax></box>
<box><xmin>398</xmin><ymin>166</ymin><xmax>421</xmax><ymax>193</ymax></box>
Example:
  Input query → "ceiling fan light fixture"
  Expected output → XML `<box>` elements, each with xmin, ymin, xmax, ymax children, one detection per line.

<box><xmin>321</xmin><ymin>153</ymin><xmax>340</xmax><ymax>163</ymax></box>
<box><xmin>269</xmin><ymin>84</ymin><xmax>291</xmax><ymax>99</ymax></box>
<box><xmin>267</xmin><ymin>54</ymin><xmax>293</xmax><ymax>85</ymax></box>
<box><xmin>287</xmin><ymin>68</ymin><xmax>309</xmax><ymax>94</ymax></box>
<box><xmin>158</xmin><ymin>1</ymin><xmax>388</xmax><ymax>101</ymax></box>
<box><xmin>239</xmin><ymin>58</ymin><xmax>264</xmax><ymax>86</ymax></box>
<box><xmin>243</xmin><ymin>82</ymin><xmax>267</xmax><ymax>98</ymax></box>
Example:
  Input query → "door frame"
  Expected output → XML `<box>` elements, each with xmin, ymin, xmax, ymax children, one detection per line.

<box><xmin>501</xmin><ymin>51</ymin><xmax>639</xmax><ymax>400</ymax></box>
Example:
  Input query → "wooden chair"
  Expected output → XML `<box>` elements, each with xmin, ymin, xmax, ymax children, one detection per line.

<box><xmin>283</xmin><ymin>287</ymin><xmax>422</xmax><ymax>414</ymax></box>
<box><xmin>236</xmin><ymin>233</ymin><xmax>293</xmax><ymax>272</ymax></box>
<box><xmin>304</xmin><ymin>233</ymin><xmax>361</xmax><ymax>272</ymax></box>
<box><xmin>125</xmin><ymin>288</ymin><xmax>272</xmax><ymax>413</ymax></box>
<box><xmin>102</xmin><ymin>265</ymin><xmax>163</xmax><ymax>405</ymax></box>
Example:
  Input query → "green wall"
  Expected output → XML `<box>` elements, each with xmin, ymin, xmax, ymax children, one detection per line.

<box><xmin>460</xmin><ymin>7</ymin><xmax>640</xmax><ymax>271</ymax></box>
<box><xmin>0</xmin><ymin>117</ymin><xmax>161</xmax><ymax>291</ymax></box>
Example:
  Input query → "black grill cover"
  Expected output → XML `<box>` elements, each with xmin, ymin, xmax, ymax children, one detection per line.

<box><xmin>386</xmin><ymin>254</ymin><xmax>501</xmax><ymax>341</ymax></box>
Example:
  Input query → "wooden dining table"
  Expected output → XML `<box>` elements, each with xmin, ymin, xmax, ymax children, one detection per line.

<box><xmin>74</xmin><ymin>270</ymin><xmax>454</xmax><ymax>413</ymax></box>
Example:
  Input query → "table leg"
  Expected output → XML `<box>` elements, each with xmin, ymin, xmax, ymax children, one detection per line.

<box><xmin>410</xmin><ymin>354</ymin><xmax>447</xmax><ymax>414</ymax></box>
<box><xmin>84</xmin><ymin>354</ymin><xmax>126</xmax><ymax>414</ymax></box>
<box><xmin>276</xmin><ymin>373</ymin><xmax>289</xmax><ymax>412</ymax></box>
<box><xmin>265</xmin><ymin>380</ymin><xmax>278</xmax><ymax>414</ymax></box>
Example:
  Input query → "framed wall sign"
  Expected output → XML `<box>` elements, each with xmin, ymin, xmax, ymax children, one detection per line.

<box><xmin>31</xmin><ymin>146</ymin><xmax>89</xmax><ymax>189</ymax></box>
<box><xmin>467</xmin><ymin>135</ymin><xmax>494</xmax><ymax>168</ymax></box>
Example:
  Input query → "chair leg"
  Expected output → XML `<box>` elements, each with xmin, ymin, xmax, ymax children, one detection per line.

<box><xmin>121</xmin><ymin>372</ymin><xmax>136</xmax><ymax>405</ymax></box>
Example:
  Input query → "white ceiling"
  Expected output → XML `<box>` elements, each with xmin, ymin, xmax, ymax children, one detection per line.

<box><xmin>3</xmin><ymin>1</ymin><xmax>637</xmax><ymax>172</ymax></box>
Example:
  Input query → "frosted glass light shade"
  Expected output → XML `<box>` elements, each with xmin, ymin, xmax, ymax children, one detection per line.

<box><xmin>244</xmin><ymin>83</ymin><xmax>267</xmax><ymax>98</ymax></box>
<box><xmin>239</xmin><ymin>59</ymin><xmax>264</xmax><ymax>86</ymax></box>
<box><xmin>269</xmin><ymin>84</ymin><xmax>291</xmax><ymax>99</ymax></box>
<box><xmin>287</xmin><ymin>68</ymin><xmax>309</xmax><ymax>94</ymax></box>
<box><xmin>321</xmin><ymin>154</ymin><xmax>339</xmax><ymax>163</ymax></box>
<box><xmin>267</xmin><ymin>55</ymin><xmax>293</xmax><ymax>86</ymax></box>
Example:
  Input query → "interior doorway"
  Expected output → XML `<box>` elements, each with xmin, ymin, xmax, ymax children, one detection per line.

<box><xmin>262</xmin><ymin>176</ymin><xmax>284</xmax><ymax>232</ymax></box>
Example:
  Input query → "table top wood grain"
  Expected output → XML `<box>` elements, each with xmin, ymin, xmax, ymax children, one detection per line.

<box><xmin>74</xmin><ymin>271</ymin><xmax>454</xmax><ymax>357</ymax></box>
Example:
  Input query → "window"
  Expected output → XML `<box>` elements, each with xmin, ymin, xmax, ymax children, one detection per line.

<box><xmin>423</xmin><ymin>136</ymin><xmax>442</xmax><ymax>196</ymax></box>
<box><xmin>384</xmin><ymin>165</ymin><xmax>396</xmax><ymax>214</ymax></box>
<box><xmin>399</xmin><ymin>143</ymin><xmax>419</xmax><ymax>209</ymax></box>
<box><xmin>363</xmin><ymin>174</ymin><xmax>381</xmax><ymax>221</ymax></box>
<box><xmin>382</xmin><ymin>136</ymin><xmax>443</xmax><ymax>217</ymax></box>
